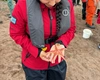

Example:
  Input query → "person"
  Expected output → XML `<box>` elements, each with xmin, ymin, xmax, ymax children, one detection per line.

<box><xmin>7</xmin><ymin>0</ymin><xmax>18</xmax><ymax>18</ymax></box>
<box><xmin>9</xmin><ymin>0</ymin><xmax>76</xmax><ymax>80</ymax></box>
<box><xmin>96</xmin><ymin>0</ymin><xmax>100</xmax><ymax>49</ymax></box>
<box><xmin>85</xmin><ymin>0</ymin><xmax>98</xmax><ymax>29</ymax></box>
<box><xmin>97</xmin><ymin>8</ymin><xmax>100</xmax><ymax>24</ymax></box>
<box><xmin>81</xmin><ymin>0</ymin><xmax>87</xmax><ymax>20</ymax></box>
<box><xmin>7</xmin><ymin>0</ymin><xmax>14</xmax><ymax>18</ymax></box>
<box><xmin>96</xmin><ymin>0</ymin><xmax>100</xmax><ymax>17</ymax></box>
<box><xmin>73</xmin><ymin>0</ymin><xmax>81</xmax><ymax>6</ymax></box>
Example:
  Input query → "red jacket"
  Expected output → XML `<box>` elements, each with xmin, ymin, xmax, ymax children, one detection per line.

<box><xmin>9</xmin><ymin>0</ymin><xmax>76</xmax><ymax>70</ymax></box>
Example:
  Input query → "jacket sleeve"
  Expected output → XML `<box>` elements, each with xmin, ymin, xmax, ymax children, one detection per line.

<box><xmin>9</xmin><ymin>3</ymin><xmax>39</xmax><ymax>58</ymax></box>
<box><xmin>56</xmin><ymin>0</ymin><xmax>76</xmax><ymax>47</ymax></box>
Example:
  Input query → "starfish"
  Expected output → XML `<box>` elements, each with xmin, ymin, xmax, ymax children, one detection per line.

<box><xmin>49</xmin><ymin>44</ymin><xmax>66</xmax><ymax>61</ymax></box>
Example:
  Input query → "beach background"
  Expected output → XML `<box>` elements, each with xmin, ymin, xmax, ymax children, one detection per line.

<box><xmin>0</xmin><ymin>0</ymin><xmax>100</xmax><ymax>80</ymax></box>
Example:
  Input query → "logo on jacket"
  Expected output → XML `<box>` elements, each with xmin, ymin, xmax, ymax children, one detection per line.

<box><xmin>62</xmin><ymin>8</ymin><xmax>69</xmax><ymax>16</ymax></box>
<box><xmin>11</xmin><ymin>16</ymin><xmax>16</xmax><ymax>24</ymax></box>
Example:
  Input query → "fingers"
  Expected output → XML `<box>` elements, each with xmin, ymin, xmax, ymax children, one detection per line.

<box><xmin>41</xmin><ymin>56</ymin><xmax>50</xmax><ymax>62</ymax></box>
<box><xmin>58</xmin><ymin>55</ymin><xmax>61</xmax><ymax>63</ymax></box>
<box><xmin>40</xmin><ymin>51</ymin><xmax>50</xmax><ymax>62</ymax></box>
<box><xmin>49</xmin><ymin>44</ymin><xmax>65</xmax><ymax>63</ymax></box>
<box><xmin>46</xmin><ymin>52</ymin><xmax>51</xmax><ymax>58</ymax></box>
<box><xmin>50</xmin><ymin>45</ymin><xmax>55</xmax><ymax>51</ymax></box>
<box><xmin>49</xmin><ymin>53</ymin><xmax>54</xmax><ymax>61</ymax></box>
<box><xmin>62</xmin><ymin>49</ymin><xmax>64</xmax><ymax>56</ymax></box>
<box><xmin>46</xmin><ymin>52</ymin><xmax>55</xmax><ymax>63</ymax></box>
<box><xmin>40</xmin><ymin>44</ymin><xmax>66</xmax><ymax>63</ymax></box>
<box><xmin>51</xmin><ymin>54</ymin><xmax>57</xmax><ymax>63</ymax></box>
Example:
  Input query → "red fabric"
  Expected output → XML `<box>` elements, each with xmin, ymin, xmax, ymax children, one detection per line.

<box><xmin>81</xmin><ymin>0</ymin><xmax>87</xmax><ymax>2</ymax></box>
<box><xmin>9</xmin><ymin>0</ymin><xmax>76</xmax><ymax>70</ymax></box>
<box><xmin>97</xmin><ymin>12</ymin><xmax>100</xmax><ymax>24</ymax></box>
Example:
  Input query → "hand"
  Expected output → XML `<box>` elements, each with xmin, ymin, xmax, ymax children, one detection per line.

<box><xmin>47</xmin><ymin>43</ymin><xmax>65</xmax><ymax>63</ymax></box>
<box><xmin>40</xmin><ymin>51</ymin><xmax>50</xmax><ymax>62</ymax></box>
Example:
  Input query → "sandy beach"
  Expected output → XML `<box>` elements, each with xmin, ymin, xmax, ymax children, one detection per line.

<box><xmin>0</xmin><ymin>1</ymin><xmax>100</xmax><ymax>80</ymax></box>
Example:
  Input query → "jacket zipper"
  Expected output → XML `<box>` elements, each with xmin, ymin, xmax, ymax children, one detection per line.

<box><xmin>48</xmin><ymin>9</ymin><xmax>53</xmax><ymax>37</ymax></box>
<box><xmin>24</xmin><ymin>53</ymin><xmax>31</xmax><ymax>61</ymax></box>
<box><xmin>48</xmin><ymin>9</ymin><xmax>53</xmax><ymax>68</ymax></box>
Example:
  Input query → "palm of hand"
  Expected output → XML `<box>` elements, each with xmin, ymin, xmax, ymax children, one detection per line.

<box><xmin>49</xmin><ymin>44</ymin><xmax>66</xmax><ymax>62</ymax></box>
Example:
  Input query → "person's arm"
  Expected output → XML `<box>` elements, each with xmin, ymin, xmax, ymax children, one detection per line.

<box><xmin>9</xmin><ymin>2</ymin><xmax>39</xmax><ymax>58</ymax></box>
<box><xmin>55</xmin><ymin>0</ymin><xmax>76</xmax><ymax>47</ymax></box>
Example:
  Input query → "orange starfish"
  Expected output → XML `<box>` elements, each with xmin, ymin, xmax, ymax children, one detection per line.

<box><xmin>49</xmin><ymin>44</ymin><xmax>66</xmax><ymax>61</ymax></box>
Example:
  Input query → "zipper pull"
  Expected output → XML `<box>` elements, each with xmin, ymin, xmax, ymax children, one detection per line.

<box><xmin>50</xmin><ymin>11</ymin><xmax>53</xmax><ymax>20</ymax></box>
<box><xmin>48</xmin><ymin>9</ymin><xmax>53</xmax><ymax>20</ymax></box>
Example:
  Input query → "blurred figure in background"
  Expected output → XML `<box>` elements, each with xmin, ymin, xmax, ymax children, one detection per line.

<box><xmin>7</xmin><ymin>0</ymin><xmax>14</xmax><ymax>18</ymax></box>
<box><xmin>81</xmin><ymin>0</ymin><xmax>87</xmax><ymax>20</ymax></box>
<box><xmin>96</xmin><ymin>0</ymin><xmax>100</xmax><ymax>49</ymax></box>
<box><xmin>7</xmin><ymin>0</ymin><xmax>18</xmax><ymax>18</ymax></box>
<box><xmin>86</xmin><ymin>0</ymin><xmax>98</xmax><ymax>29</ymax></box>
<box><xmin>73</xmin><ymin>0</ymin><xmax>81</xmax><ymax>6</ymax></box>
<box><xmin>96</xmin><ymin>0</ymin><xmax>100</xmax><ymax>17</ymax></box>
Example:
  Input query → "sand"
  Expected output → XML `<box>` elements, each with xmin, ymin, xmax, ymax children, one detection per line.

<box><xmin>0</xmin><ymin>1</ymin><xmax>100</xmax><ymax>80</ymax></box>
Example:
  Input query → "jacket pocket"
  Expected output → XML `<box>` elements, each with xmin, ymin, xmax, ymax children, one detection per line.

<box><xmin>24</xmin><ymin>53</ymin><xmax>31</xmax><ymax>61</ymax></box>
